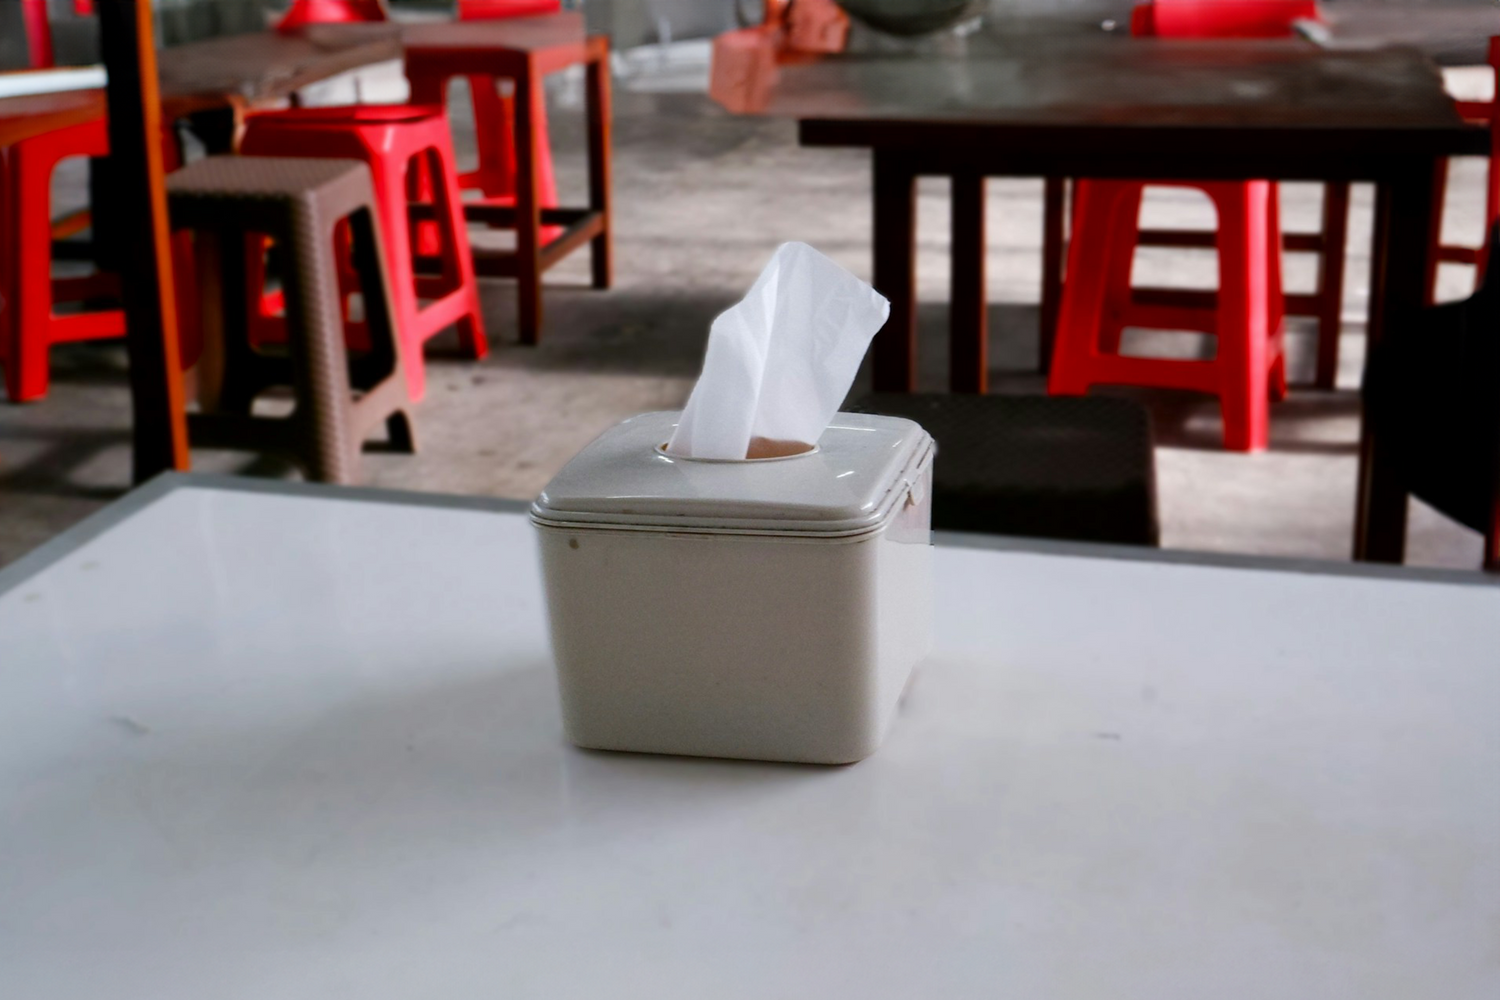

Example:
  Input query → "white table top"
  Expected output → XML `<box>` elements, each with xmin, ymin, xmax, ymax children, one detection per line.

<box><xmin>2</xmin><ymin>475</ymin><xmax>1497</xmax><ymax>1000</ymax></box>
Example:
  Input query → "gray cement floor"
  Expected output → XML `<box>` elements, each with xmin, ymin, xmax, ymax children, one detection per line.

<box><xmin>0</xmin><ymin>53</ymin><xmax>1492</xmax><ymax>570</ymax></box>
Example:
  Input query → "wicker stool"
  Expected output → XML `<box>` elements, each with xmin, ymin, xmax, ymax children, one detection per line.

<box><xmin>849</xmin><ymin>393</ymin><xmax>1159</xmax><ymax>546</ymax></box>
<box><xmin>240</xmin><ymin>104</ymin><xmax>489</xmax><ymax>400</ymax></box>
<box><xmin>167</xmin><ymin>156</ymin><xmax>416</xmax><ymax>485</ymax></box>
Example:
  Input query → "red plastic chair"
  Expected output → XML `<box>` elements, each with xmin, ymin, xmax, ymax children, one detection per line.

<box><xmin>443</xmin><ymin>0</ymin><xmax>563</xmax><ymax>242</ymax></box>
<box><xmin>275</xmin><ymin>0</ymin><xmax>388</xmax><ymax>33</ymax></box>
<box><xmin>0</xmin><ymin>117</ymin><xmax>198</xmax><ymax>402</ymax></box>
<box><xmin>1427</xmin><ymin>36</ymin><xmax>1500</xmax><ymax>303</ymax></box>
<box><xmin>240</xmin><ymin>104</ymin><xmax>488</xmax><ymax>402</ymax></box>
<box><xmin>1048</xmin><ymin>0</ymin><xmax>1322</xmax><ymax>452</ymax></box>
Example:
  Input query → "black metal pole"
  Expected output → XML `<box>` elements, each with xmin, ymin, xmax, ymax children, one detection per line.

<box><xmin>97</xmin><ymin>0</ymin><xmax>191</xmax><ymax>482</ymax></box>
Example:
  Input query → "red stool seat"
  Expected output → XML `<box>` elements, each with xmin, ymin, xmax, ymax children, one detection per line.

<box><xmin>240</xmin><ymin>103</ymin><xmax>488</xmax><ymax>401</ymax></box>
<box><xmin>275</xmin><ymin>0</ymin><xmax>388</xmax><ymax>33</ymax></box>
<box><xmin>265</xmin><ymin>105</ymin><xmax>435</xmax><ymax>126</ymax></box>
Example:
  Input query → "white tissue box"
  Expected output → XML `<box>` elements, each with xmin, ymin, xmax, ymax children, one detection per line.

<box><xmin>532</xmin><ymin>410</ymin><xmax>935</xmax><ymax>765</ymax></box>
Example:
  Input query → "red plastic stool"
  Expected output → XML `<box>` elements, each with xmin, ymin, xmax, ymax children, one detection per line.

<box><xmin>240</xmin><ymin>104</ymin><xmax>488</xmax><ymax>401</ymax></box>
<box><xmin>275</xmin><ymin>0</ymin><xmax>388</xmax><ymax>32</ymax></box>
<box><xmin>1049</xmin><ymin>179</ymin><xmax>1287</xmax><ymax>453</ymax></box>
<box><xmin>0</xmin><ymin>117</ymin><xmax>198</xmax><ymax>403</ymax></box>
<box><xmin>1131</xmin><ymin>0</ymin><xmax>1320</xmax><ymax>36</ymax></box>
<box><xmin>1043</xmin><ymin>0</ymin><xmax>1349</xmax><ymax>390</ymax></box>
<box><xmin>433</xmin><ymin>0</ymin><xmax>564</xmax><ymax>244</ymax></box>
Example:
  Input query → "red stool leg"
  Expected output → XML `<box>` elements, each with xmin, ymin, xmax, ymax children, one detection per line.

<box><xmin>419</xmin><ymin>143</ymin><xmax>488</xmax><ymax>359</ymax></box>
<box><xmin>6</xmin><ymin>128</ymin><xmax>68</xmax><ymax>401</ymax></box>
<box><xmin>360</xmin><ymin>137</ymin><xmax>429</xmax><ymax>398</ymax></box>
<box><xmin>408</xmin><ymin>144</ymin><xmax>442</xmax><ymax>259</ymax></box>
<box><xmin>533</xmin><ymin>95</ymin><xmax>561</xmax><ymax>240</ymax></box>
<box><xmin>1267</xmin><ymin>182</ymin><xmax>1288</xmax><ymax>403</ymax></box>
<box><xmin>1049</xmin><ymin>180</ymin><xmax>1135</xmax><ymax>395</ymax></box>
<box><xmin>1099</xmin><ymin>181</ymin><xmax>1145</xmax><ymax>355</ymax></box>
<box><xmin>469</xmin><ymin>75</ymin><xmax>516</xmax><ymax>198</ymax></box>
<box><xmin>472</xmin><ymin>77</ymin><xmax>562</xmax><ymax>243</ymax></box>
<box><xmin>1211</xmin><ymin>181</ymin><xmax>1271</xmax><ymax>452</ymax></box>
<box><xmin>0</xmin><ymin>148</ymin><xmax>14</xmax><ymax>395</ymax></box>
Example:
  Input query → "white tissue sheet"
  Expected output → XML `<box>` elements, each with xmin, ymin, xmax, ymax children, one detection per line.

<box><xmin>665</xmin><ymin>242</ymin><xmax>890</xmax><ymax>460</ymax></box>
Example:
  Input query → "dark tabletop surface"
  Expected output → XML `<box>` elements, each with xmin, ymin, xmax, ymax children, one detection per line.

<box><xmin>155</xmin><ymin>24</ymin><xmax>401</xmax><ymax>106</ymax></box>
<box><xmin>973</xmin><ymin>2</ymin><xmax>1500</xmax><ymax>65</ymax></box>
<box><xmin>763</xmin><ymin>38</ymin><xmax>1468</xmax><ymax>130</ymax></box>
<box><xmin>400</xmin><ymin>12</ymin><xmax>589</xmax><ymax>53</ymax></box>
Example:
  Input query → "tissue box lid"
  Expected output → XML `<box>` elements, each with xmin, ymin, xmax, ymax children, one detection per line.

<box><xmin>531</xmin><ymin>411</ymin><xmax>933</xmax><ymax>536</ymax></box>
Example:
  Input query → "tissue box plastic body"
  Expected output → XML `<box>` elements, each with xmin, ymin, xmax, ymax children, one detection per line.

<box><xmin>532</xmin><ymin>411</ymin><xmax>935</xmax><ymax>765</ymax></box>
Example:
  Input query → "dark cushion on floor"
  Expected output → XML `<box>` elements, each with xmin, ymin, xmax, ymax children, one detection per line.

<box><xmin>848</xmin><ymin>393</ymin><xmax>1159</xmax><ymax>546</ymax></box>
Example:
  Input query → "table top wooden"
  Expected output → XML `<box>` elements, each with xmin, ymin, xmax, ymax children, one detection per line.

<box><xmin>0</xmin><ymin>474</ymin><xmax>1496</xmax><ymax>999</ymax></box>
<box><xmin>1321</xmin><ymin>2</ymin><xmax>1500</xmax><ymax>66</ymax></box>
<box><xmin>763</xmin><ymin>38</ymin><xmax>1463</xmax><ymax>130</ymax></box>
<box><xmin>154</xmin><ymin>24</ymin><xmax>402</xmax><ymax>109</ymax></box>
<box><xmin>0</xmin><ymin>87</ymin><xmax>105</xmax><ymax>147</ymax></box>
<box><xmin>730</xmin><ymin>36</ymin><xmax>1490</xmax><ymax>172</ymax></box>
<box><xmin>400</xmin><ymin>11</ymin><xmax>589</xmax><ymax>54</ymax></box>
<box><xmin>978</xmin><ymin>2</ymin><xmax>1500</xmax><ymax>66</ymax></box>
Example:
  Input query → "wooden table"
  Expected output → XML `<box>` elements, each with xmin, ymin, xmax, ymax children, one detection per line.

<box><xmin>1322</xmin><ymin>2</ymin><xmax>1500</xmax><ymax>66</ymax></box>
<box><xmin>1</xmin><ymin>27</ymin><xmax>402</xmax><ymax>150</ymax></box>
<box><xmin>717</xmin><ymin>35</ymin><xmax>1486</xmax><ymax>564</ymax></box>
<box><xmin>1</xmin><ymin>473</ymin><xmax>1496</xmax><ymax>999</ymax></box>
<box><xmin>976</xmin><ymin>3</ymin><xmax>1500</xmax><ymax>66</ymax></box>
<box><xmin>155</xmin><ymin>23</ymin><xmax>403</xmax><ymax>147</ymax></box>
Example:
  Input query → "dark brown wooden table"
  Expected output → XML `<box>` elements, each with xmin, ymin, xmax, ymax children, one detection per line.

<box><xmin>718</xmin><ymin>34</ymin><xmax>1486</xmax><ymax>565</ymax></box>
<box><xmin>1322</xmin><ymin>3</ymin><xmax>1500</xmax><ymax>66</ymax></box>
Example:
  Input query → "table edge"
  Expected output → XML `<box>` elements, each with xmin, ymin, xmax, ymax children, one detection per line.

<box><xmin>3</xmin><ymin>474</ymin><xmax>1496</xmax><ymax>601</ymax></box>
<box><xmin>932</xmin><ymin>529</ymin><xmax>1500</xmax><ymax>589</ymax></box>
<box><xmin>0</xmin><ymin>474</ymin><xmax>533</xmax><ymax>602</ymax></box>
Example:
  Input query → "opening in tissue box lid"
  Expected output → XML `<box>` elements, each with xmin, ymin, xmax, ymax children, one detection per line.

<box><xmin>532</xmin><ymin>411</ymin><xmax>933</xmax><ymax>536</ymax></box>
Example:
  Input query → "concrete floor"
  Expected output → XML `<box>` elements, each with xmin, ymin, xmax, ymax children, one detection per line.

<box><xmin>0</xmin><ymin>52</ymin><xmax>1492</xmax><ymax>570</ymax></box>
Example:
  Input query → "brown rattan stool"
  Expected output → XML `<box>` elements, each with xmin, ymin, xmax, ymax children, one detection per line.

<box><xmin>167</xmin><ymin>156</ymin><xmax>417</xmax><ymax>485</ymax></box>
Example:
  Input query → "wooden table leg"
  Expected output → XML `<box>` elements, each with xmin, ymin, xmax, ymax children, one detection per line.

<box><xmin>872</xmin><ymin>150</ymin><xmax>917</xmax><ymax>392</ymax></box>
<box><xmin>1314</xmin><ymin>180</ymin><xmax>1350</xmax><ymax>390</ymax></box>
<box><xmin>949</xmin><ymin>170</ymin><xmax>986</xmax><ymax>393</ymax></box>
<box><xmin>1040</xmin><ymin>175</ymin><xmax>1067</xmax><ymax>375</ymax></box>
<box><xmin>586</xmin><ymin>43</ymin><xmax>613</xmax><ymax>291</ymax></box>
<box><xmin>98</xmin><ymin>0</ymin><xmax>190</xmax><ymax>482</ymax></box>
<box><xmin>513</xmin><ymin>53</ymin><xmax>543</xmax><ymax>345</ymax></box>
<box><xmin>1354</xmin><ymin>163</ymin><xmax>1433</xmax><ymax>564</ymax></box>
